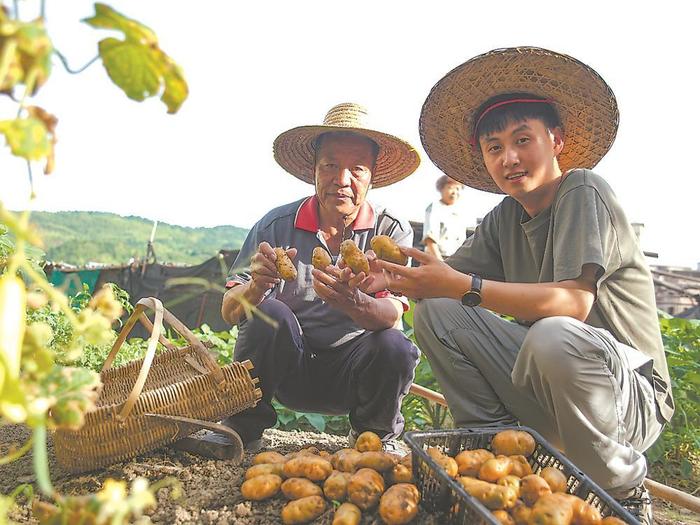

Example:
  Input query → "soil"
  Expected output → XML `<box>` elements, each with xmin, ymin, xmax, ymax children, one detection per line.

<box><xmin>1</xmin><ymin>424</ymin><xmax>697</xmax><ymax>524</ymax></box>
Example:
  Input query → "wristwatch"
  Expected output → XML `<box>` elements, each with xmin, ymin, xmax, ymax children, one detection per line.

<box><xmin>461</xmin><ymin>273</ymin><xmax>483</xmax><ymax>307</ymax></box>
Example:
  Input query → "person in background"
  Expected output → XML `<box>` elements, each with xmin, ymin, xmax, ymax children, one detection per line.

<box><xmin>422</xmin><ymin>175</ymin><xmax>469</xmax><ymax>259</ymax></box>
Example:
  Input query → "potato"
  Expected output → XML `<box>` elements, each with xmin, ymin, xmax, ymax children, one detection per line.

<box><xmin>491</xmin><ymin>430</ymin><xmax>536</xmax><ymax>457</ymax></box>
<box><xmin>492</xmin><ymin>509</ymin><xmax>516</xmax><ymax>525</ymax></box>
<box><xmin>569</xmin><ymin>495</ymin><xmax>602</xmax><ymax>525</ymax></box>
<box><xmin>355</xmin><ymin>431</ymin><xmax>383</xmax><ymax>452</ymax></box>
<box><xmin>340</xmin><ymin>239</ymin><xmax>369</xmax><ymax>275</ymax></box>
<box><xmin>240</xmin><ymin>474</ymin><xmax>282</xmax><ymax>501</ymax></box>
<box><xmin>520</xmin><ymin>474</ymin><xmax>553</xmax><ymax>506</ymax></box>
<box><xmin>540</xmin><ymin>466</ymin><xmax>568</xmax><ymax>493</ymax></box>
<box><xmin>356</xmin><ymin>451</ymin><xmax>398</xmax><ymax>472</ymax></box>
<box><xmin>281</xmin><ymin>495</ymin><xmax>326</xmax><ymax>524</ymax></box>
<box><xmin>600</xmin><ymin>518</ymin><xmax>626</xmax><ymax>525</ymax></box>
<box><xmin>319</xmin><ymin>450</ymin><xmax>333</xmax><ymax>461</ymax></box>
<box><xmin>497</xmin><ymin>475</ymin><xmax>521</xmax><ymax>498</ymax></box>
<box><xmin>286</xmin><ymin>447</ymin><xmax>320</xmax><ymax>460</ymax></box>
<box><xmin>333</xmin><ymin>502</ymin><xmax>362</xmax><ymax>525</ymax></box>
<box><xmin>378</xmin><ymin>483</ymin><xmax>420</xmax><ymax>525</ymax></box>
<box><xmin>510</xmin><ymin>499</ymin><xmax>532</xmax><ymax>525</ymax></box>
<box><xmin>283</xmin><ymin>455</ymin><xmax>333</xmax><ymax>481</ymax></box>
<box><xmin>478</xmin><ymin>456</ymin><xmax>513</xmax><ymax>482</ymax></box>
<box><xmin>509</xmin><ymin>455</ymin><xmax>533</xmax><ymax>478</ymax></box>
<box><xmin>253</xmin><ymin>451</ymin><xmax>287</xmax><ymax>465</ymax></box>
<box><xmin>275</xmin><ymin>247</ymin><xmax>297</xmax><ymax>281</ymax></box>
<box><xmin>400</xmin><ymin>453</ymin><xmax>412</xmax><ymax>469</ymax></box>
<box><xmin>455</xmin><ymin>449</ymin><xmax>495</xmax><ymax>477</ymax></box>
<box><xmin>347</xmin><ymin>468</ymin><xmax>385</xmax><ymax>510</ymax></box>
<box><xmin>245</xmin><ymin>463</ymin><xmax>285</xmax><ymax>480</ymax></box>
<box><xmin>370</xmin><ymin>235</ymin><xmax>408</xmax><ymax>266</ymax></box>
<box><xmin>387</xmin><ymin>463</ymin><xmax>413</xmax><ymax>484</ymax></box>
<box><xmin>281</xmin><ymin>477</ymin><xmax>323</xmax><ymax>500</ymax></box>
<box><xmin>332</xmin><ymin>448</ymin><xmax>363</xmax><ymax>473</ymax></box>
<box><xmin>312</xmin><ymin>246</ymin><xmax>332</xmax><ymax>270</ymax></box>
<box><xmin>529</xmin><ymin>493</ymin><xmax>575</xmax><ymax>525</ymax></box>
<box><xmin>457</xmin><ymin>477</ymin><xmax>517</xmax><ymax>510</ymax></box>
<box><xmin>427</xmin><ymin>447</ymin><xmax>458</xmax><ymax>478</ymax></box>
<box><xmin>324</xmin><ymin>470</ymin><xmax>352</xmax><ymax>501</ymax></box>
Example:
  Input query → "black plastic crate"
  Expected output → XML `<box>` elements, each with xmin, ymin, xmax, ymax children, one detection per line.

<box><xmin>404</xmin><ymin>426</ymin><xmax>639</xmax><ymax>525</ymax></box>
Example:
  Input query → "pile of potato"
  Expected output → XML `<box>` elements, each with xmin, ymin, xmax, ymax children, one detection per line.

<box><xmin>426</xmin><ymin>429</ymin><xmax>627</xmax><ymax>525</ymax></box>
<box><xmin>239</xmin><ymin>431</ymin><xmax>421</xmax><ymax>524</ymax></box>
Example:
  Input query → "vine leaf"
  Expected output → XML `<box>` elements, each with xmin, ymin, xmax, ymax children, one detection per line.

<box><xmin>83</xmin><ymin>3</ymin><xmax>188</xmax><ymax>114</ymax></box>
<box><xmin>0</xmin><ymin>10</ymin><xmax>53</xmax><ymax>95</ymax></box>
<box><xmin>0</xmin><ymin>116</ymin><xmax>50</xmax><ymax>161</ymax></box>
<box><xmin>27</xmin><ymin>106</ymin><xmax>57</xmax><ymax>174</ymax></box>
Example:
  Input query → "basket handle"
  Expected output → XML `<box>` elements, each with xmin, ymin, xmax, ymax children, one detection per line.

<box><xmin>102</xmin><ymin>297</ymin><xmax>225</xmax><ymax>422</ymax></box>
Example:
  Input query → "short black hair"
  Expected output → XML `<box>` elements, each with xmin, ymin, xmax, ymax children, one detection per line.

<box><xmin>313</xmin><ymin>131</ymin><xmax>380</xmax><ymax>160</ymax></box>
<box><xmin>473</xmin><ymin>93</ymin><xmax>562</xmax><ymax>144</ymax></box>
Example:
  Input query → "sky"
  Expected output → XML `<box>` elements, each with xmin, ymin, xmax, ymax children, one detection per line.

<box><xmin>1</xmin><ymin>1</ymin><xmax>699</xmax><ymax>269</ymax></box>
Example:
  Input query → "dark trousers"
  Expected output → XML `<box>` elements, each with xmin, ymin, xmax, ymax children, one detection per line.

<box><xmin>223</xmin><ymin>299</ymin><xmax>420</xmax><ymax>442</ymax></box>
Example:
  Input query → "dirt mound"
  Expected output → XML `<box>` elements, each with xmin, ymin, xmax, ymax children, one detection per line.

<box><xmin>1</xmin><ymin>425</ymin><xmax>696</xmax><ymax>524</ymax></box>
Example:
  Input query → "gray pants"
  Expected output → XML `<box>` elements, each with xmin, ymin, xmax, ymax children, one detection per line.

<box><xmin>414</xmin><ymin>298</ymin><xmax>664</xmax><ymax>494</ymax></box>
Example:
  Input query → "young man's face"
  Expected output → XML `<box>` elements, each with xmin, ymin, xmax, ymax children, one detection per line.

<box><xmin>478</xmin><ymin>118</ymin><xmax>564</xmax><ymax>201</ymax></box>
<box><xmin>440</xmin><ymin>181</ymin><xmax>462</xmax><ymax>205</ymax></box>
<box><xmin>314</xmin><ymin>133</ymin><xmax>375</xmax><ymax>219</ymax></box>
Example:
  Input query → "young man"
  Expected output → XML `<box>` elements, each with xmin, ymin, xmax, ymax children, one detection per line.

<box><xmin>365</xmin><ymin>48</ymin><xmax>673</xmax><ymax>523</ymax></box>
<box><xmin>220</xmin><ymin>103</ymin><xmax>420</xmax><ymax>450</ymax></box>
<box><xmin>423</xmin><ymin>175</ymin><xmax>469</xmax><ymax>259</ymax></box>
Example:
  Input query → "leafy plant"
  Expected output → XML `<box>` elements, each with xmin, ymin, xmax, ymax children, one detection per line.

<box><xmin>1</xmin><ymin>1</ymin><xmax>189</xmax><ymax>522</ymax></box>
<box><xmin>647</xmin><ymin>314</ymin><xmax>700</xmax><ymax>488</ymax></box>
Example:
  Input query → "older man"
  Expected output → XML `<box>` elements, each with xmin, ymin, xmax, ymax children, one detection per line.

<box><xmin>220</xmin><ymin>103</ymin><xmax>421</xmax><ymax>449</ymax></box>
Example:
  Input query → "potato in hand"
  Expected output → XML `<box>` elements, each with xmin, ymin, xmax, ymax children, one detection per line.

<box><xmin>370</xmin><ymin>235</ymin><xmax>408</xmax><ymax>265</ymax></box>
<box><xmin>275</xmin><ymin>247</ymin><xmax>297</xmax><ymax>281</ymax></box>
<box><xmin>340</xmin><ymin>239</ymin><xmax>370</xmax><ymax>275</ymax></box>
<box><xmin>312</xmin><ymin>246</ymin><xmax>332</xmax><ymax>270</ymax></box>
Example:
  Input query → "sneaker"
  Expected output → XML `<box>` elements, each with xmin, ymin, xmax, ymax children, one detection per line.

<box><xmin>173</xmin><ymin>430</ymin><xmax>261</xmax><ymax>460</ymax></box>
<box><xmin>616</xmin><ymin>485</ymin><xmax>653</xmax><ymax>525</ymax></box>
<box><xmin>347</xmin><ymin>429</ymin><xmax>359</xmax><ymax>448</ymax></box>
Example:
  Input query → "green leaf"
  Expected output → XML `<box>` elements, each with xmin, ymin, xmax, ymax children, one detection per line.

<box><xmin>97</xmin><ymin>37</ymin><xmax>160</xmax><ymax>102</ymax></box>
<box><xmin>303</xmin><ymin>413</ymin><xmax>326</xmax><ymax>432</ymax></box>
<box><xmin>680</xmin><ymin>458</ymin><xmax>693</xmax><ymax>478</ymax></box>
<box><xmin>0</xmin><ymin>117</ymin><xmax>50</xmax><ymax>160</ymax></box>
<box><xmin>83</xmin><ymin>3</ymin><xmax>188</xmax><ymax>113</ymax></box>
<box><xmin>276</xmin><ymin>411</ymin><xmax>295</xmax><ymax>426</ymax></box>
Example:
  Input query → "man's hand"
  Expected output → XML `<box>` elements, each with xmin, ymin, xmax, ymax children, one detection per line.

<box><xmin>249</xmin><ymin>242</ymin><xmax>297</xmax><ymax>297</ymax></box>
<box><xmin>372</xmin><ymin>246</ymin><xmax>465</xmax><ymax>300</ymax></box>
<box><xmin>311</xmin><ymin>265</ymin><xmax>368</xmax><ymax>313</ymax></box>
<box><xmin>311</xmin><ymin>264</ymin><xmax>404</xmax><ymax>331</ymax></box>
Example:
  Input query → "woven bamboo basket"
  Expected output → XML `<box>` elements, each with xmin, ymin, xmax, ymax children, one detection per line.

<box><xmin>53</xmin><ymin>297</ymin><xmax>262</xmax><ymax>473</ymax></box>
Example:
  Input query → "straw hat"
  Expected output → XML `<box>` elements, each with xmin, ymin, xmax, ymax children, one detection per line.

<box><xmin>273</xmin><ymin>103</ymin><xmax>421</xmax><ymax>188</ymax></box>
<box><xmin>419</xmin><ymin>47</ymin><xmax>619</xmax><ymax>193</ymax></box>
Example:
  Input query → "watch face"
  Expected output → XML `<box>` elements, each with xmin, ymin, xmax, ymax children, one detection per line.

<box><xmin>461</xmin><ymin>291</ymin><xmax>481</xmax><ymax>307</ymax></box>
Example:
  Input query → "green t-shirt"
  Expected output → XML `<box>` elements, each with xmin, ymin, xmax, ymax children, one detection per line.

<box><xmin>447</xmin><ymin>169</ymin><xmax>674</xmax><ymax>422</ymax></box>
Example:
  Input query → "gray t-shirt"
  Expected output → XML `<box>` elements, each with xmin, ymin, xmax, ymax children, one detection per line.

<box><xmin>447</xmin><ymin>169</ymin><xmax>673</xmax><ymax>422</ymax></box>
<box><xmin>229</xmin><ymin>196</ymin><xmax>413</xmax><ymax>349</ymax></box>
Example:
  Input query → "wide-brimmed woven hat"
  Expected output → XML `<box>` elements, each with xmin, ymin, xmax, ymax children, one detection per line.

<box><xmin>273</xmin><ymin>103</ymin><xmax>421</xmax><ymax>188</ymax></box>
<box><xmin>419</xmin><ymin>47</ymin><xmax>619</xmax><ymax>193</ymax></box>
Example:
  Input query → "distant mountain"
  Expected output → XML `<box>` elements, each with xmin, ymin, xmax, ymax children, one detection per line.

<box><xmin>29</xmin><ymin>211</ymin><xmax>248</xmax><ymax>265</ymax></box>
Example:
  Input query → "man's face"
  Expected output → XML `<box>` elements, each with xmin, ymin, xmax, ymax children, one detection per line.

<box><xmin>314</xmin><ymin>134</ymin><xmax>375</xmax><ymax>219</ymax></box>
<box><xmin>479</xmin><ymin>118</ymin><xmax>564</xmax><ymax>200</ymax></box>
<box><xmin>440</xmin><ymin>181</ymin><xmax>462</xmax><ymax>205</ymax></box>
